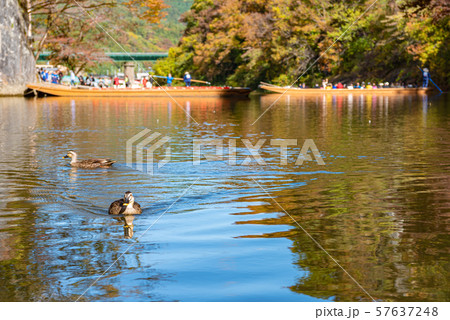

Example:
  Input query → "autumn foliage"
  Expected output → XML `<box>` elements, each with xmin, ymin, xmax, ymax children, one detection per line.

<box><xmin>125</xmin><ymin>0</ymin><xmax>170</xmax><ymax>24</ymax></box>
<box><xmin>154</xmin><ymin>0</ymin><xmax>449</xmax><ymax>88</ymax></box>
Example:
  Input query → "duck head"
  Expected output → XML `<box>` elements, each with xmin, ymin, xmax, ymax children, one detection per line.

<box><xmin>63</xmin><ymin>150</ymin><xmax>77</xmax><ymax>163</ymax></box>
<box><xmin>123</xmin><ymin>191</ymin><xmax>135</xmax><ymax>206</ymax></box>
<box><xmin>63</xmin><ymin>150</ymin><xmax>77</xmax><ymax>159</ymax></box>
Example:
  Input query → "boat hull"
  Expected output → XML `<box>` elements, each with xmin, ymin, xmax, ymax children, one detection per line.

<box><xmin>27</xmin><ymin>83</ymin><xmax>252</xmax><ymax>97</ymax></box>
<box><xmin>260</xmin><ymin>85</ymin><xmax>431</xmax><ymax>95</ymax></box>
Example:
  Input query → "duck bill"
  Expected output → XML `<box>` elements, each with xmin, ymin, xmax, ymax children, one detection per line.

<box><xmin>63</xmin><ymin>155</ymin><xmax>69</xmax><ymax>159</ymax></box>
<box><xmin>123</xmin><ymin>203</ymin><xmax>129</xmax><ymax>206</ymax></box>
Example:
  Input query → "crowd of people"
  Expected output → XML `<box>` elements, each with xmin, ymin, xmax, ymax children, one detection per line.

<box><xmin>39</xmin><ymin>67</ymin><xmax>195</xmax><ymax>89</ymax></box>
<box><xmin>316</xmin><ymin>79</ymin><xmax>413</xmax><ymax>90</ymax></box>
<box><xmin>39</xmin><ymin>68</ymin><xmax>64</xmax><ymax>84</ymax></box>
<box><xmin>306</xmin><ymin>70</ymin><xmax>432</xmax><ymax>90</ymax></box>
<box><xmin>74</xmin><ymin>72</ymin><xmax>109</xmax><ymax>88</ymax></box>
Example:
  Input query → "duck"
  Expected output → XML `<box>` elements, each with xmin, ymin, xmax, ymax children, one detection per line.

<box><xmin>63</xmin><ymin>150</ymin><xmax>115</xmax><ymax>168</ymax></box>
<box><xmin>109</xmin><ymin>191</ymin><xmax>142</xmax><ymax>215</ymax></box>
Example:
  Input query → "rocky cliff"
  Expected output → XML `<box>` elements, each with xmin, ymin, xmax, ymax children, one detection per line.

<box><xmin>0</xmin><ymin>0</ymin><xmax>35</xmax><ymax>96</ymax></box>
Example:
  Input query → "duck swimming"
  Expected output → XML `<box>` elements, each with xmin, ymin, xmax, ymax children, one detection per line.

<box><xmin>63</xmin><ymin>150</ymin><xmax>115</xmax><ymax>168</ymax></box>
<box><xmin>109</xmin><ymin>191</ymin><xmax>142</xmax><ymax>215</ymax></box>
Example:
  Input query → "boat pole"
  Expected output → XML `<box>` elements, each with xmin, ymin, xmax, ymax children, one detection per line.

<box><xmin>417</xmin><ymin>66</ymin><xmax>443</xmax><ymax>93</ymax></box>
<box><xmin>172</xmin><ymin>77</ymin><xmax>211</xmax><ymax>85</ymax></box>
<box><xmin>152</xmin><ymin>75</ymin><xmax>211</xmax><ymax>85</ymax></box>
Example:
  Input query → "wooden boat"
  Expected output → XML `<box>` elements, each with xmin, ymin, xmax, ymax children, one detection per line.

<box><xmin>26</xmin><ymin>83</ymin><xmax>252</xmax><ymax>98</ymax></box>
<box><xmin>260</xmin><ymin>83</ymin><xmax>431</xmax><ymax>95</ymax></box>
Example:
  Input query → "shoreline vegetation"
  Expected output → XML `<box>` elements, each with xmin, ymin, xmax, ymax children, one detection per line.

<box><xmin>1</xmin><ymin>1</ymin><xmax>448</xmax><ymax>96</ymax></box>
<box><xmin>154</xmin><ymin>0</ymin><xmax>449</xmax><ymax>90</ymax></box>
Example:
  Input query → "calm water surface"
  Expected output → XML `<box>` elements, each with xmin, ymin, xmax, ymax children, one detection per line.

<box><xmin>0</xmin><ymin>93</ymin><xmax>448</xmax><ymax>301</ymax></box>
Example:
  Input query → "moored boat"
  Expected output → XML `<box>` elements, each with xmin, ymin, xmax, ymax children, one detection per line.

<box><xmin>260</xmin><ymin>83</ymin><xmax>431</xmax><ymax>95</ymax></box>
<box><xmin>26</xmin><ymin>83</ymin><xmax>252</xmax><ymax>98</ymax></box>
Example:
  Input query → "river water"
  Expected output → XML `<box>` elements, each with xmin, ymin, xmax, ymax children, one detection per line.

<box><xmin>0</xmin><ymin>93</ymin><xmax>448</xmax><ymax>301</ymax></box>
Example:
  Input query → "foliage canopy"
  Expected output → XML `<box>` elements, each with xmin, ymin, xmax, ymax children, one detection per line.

<box><xmin>154</xmin><ymin>0</ymin><xmax>449</xmax><ymax>88</ymax></box>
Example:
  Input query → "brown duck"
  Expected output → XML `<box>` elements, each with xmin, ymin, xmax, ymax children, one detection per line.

<box><xmin>109</xmin><ymin>191</ymin><xmax>142</xmax><ymax>215</ymax></box>
<box><xmin>63</xmin><ymin>150</ymin><xmax>115</xmax><ymax>168</ymax></box>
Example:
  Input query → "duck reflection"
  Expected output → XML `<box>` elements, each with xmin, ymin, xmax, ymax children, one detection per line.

<box><xmin>69</xmin><ymin>167</ymin><xmax>78</xmax><ymax>183</ymax></box>
<box><xmin>112</xmin><ymin>214</ymin><xmax>136</xmax><ymax>239</ymax></box>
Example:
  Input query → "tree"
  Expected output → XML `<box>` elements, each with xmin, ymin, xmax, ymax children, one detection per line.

<box><xmin>44</xmin><ymin>13</ymin><xmax>113</xmax><ymax>74</ymax></box>
<box><xmin>18</xmin><ymin>0</ymin><xmax>115</xmax><ymax>60</ymax></box>
<box><xmin>125</xmin><ymin>0</ymin><xmax>170</xmax><ymax>23</ymax></box>
<box><xmin>17</xmin><ymin>0</ymin><xmax>170</xmax><ymax>73</ymax></box>
<box><xmin>155</xmin><ymin>0</ymin><xmax>449</xmax><ymax>88</ymax></box>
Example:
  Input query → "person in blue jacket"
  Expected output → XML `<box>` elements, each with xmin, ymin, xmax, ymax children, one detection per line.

<box><xmin>183</xmin><ymin>72</ymin><xmax>191</xmax><ymax>87</ymax></box>
<box><xmin>51</xmin><ymin>72</ymin><xmax>59</xmax><ymax>84</ymax></box>
<box><xmin>42</xmin><ymin>70</ymin><xmax>48</xmax><ymax>82</ymax></box>
<box><xmin>167</xmin><ymin>73</ymin><xmax>174</xmax><ymax>86</ymax></box>
<box><xmin>422</xmin><ymin>68</ymin><xmax>429</xmax><ymax>88</ymax></box>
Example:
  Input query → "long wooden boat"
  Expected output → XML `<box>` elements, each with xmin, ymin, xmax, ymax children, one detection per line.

<box><xmin>260</xmin><ymin>84</ymin><xmax>431</xmax><ymax>95</ymax></box>
<box><xmin>26</xmin><ymin>83</ymin><xmax>252</xmax><ymax>97</ymax></box>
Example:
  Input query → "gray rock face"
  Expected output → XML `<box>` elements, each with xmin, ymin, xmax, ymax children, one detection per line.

<box><xmin>0</xmin><ymin>0</ymin><xmax>35</xmax><ymax>96</ymax></box>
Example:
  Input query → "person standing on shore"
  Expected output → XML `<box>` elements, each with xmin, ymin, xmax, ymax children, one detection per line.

<box><xmin>113</xmin><ymin>75</ymin><xmax>119</xmax><ymax>88</ymax></box>
<box><xmin>422</xmin><ymin>68</ymin><xmax>429</xmax><ymax>88</ymax></box>
<box><xmin>149</xmin><ymin>75</ymin><xmax>154</xmax><ymax>87</ymax></box>
<box><xmin>43</xmin><ymin>69</ymin><xmax>49</xmax><ymax>82</ymax></box>
<box><xmin>70</xmin><ymin>70</ymin><xmax>76</xmax><ymax>86</ymax></box>
<box><xmin>39</xmin><ymin>68</ymin><xmax>44</xmax><ymax>81</ymax></box>
<box><xmin>50</xmin><ymin>72</ymin><xmax>56</xmax><ymax>84</ymax></box>
<box><xmin>167</xmin><ymin>73</ymin><xmax>174</xmax><ymax>87</ymax></box>
<box><xmin>78</xmin><ymin>75</ymin><xmax>85</xmax><ymax>86</ymax></box>
<box><xmin>184</xmin><ymin>72</ymin><xmax>191</xmax><ymax>87</ymax></box>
